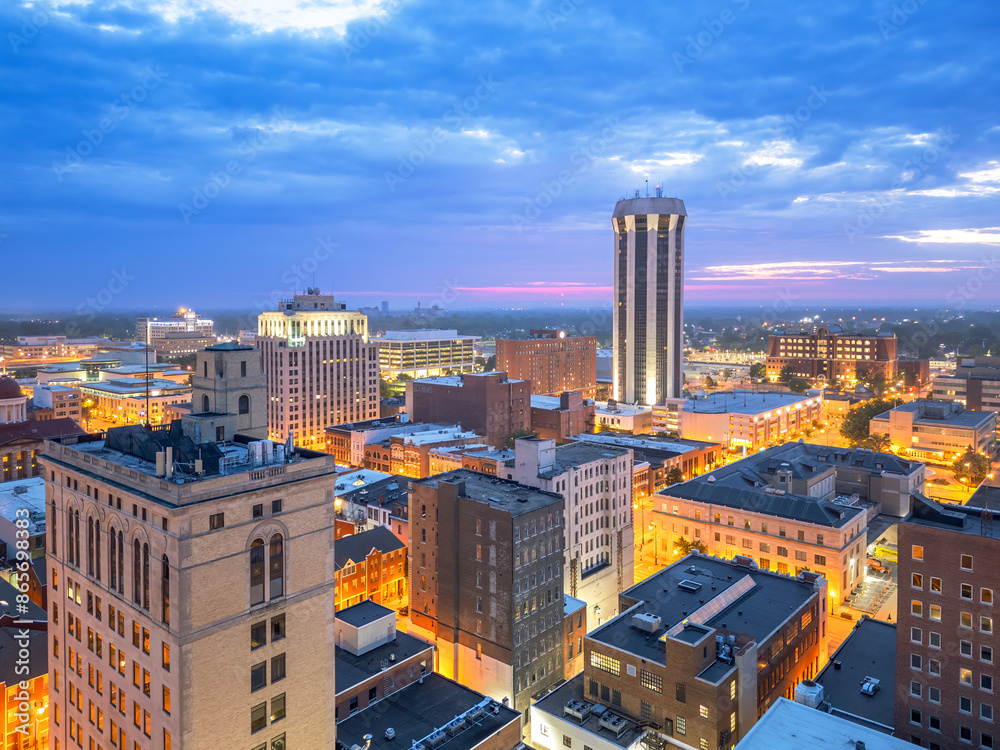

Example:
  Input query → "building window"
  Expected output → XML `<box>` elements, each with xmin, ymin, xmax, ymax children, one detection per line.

<box><xmin>640</xmin><ymin>670</ymin><xmax>662</xmax><ymax>693</ymax></box>
<box><xmin>962</xmin><ymin>583</ymin><xmax>974</xmax><ymax>600</ymax></box>
<box><xmin>251</xmin><ymin>702</ymin><xmax>267</xmax><ymax>733</ymax></box>
<box><xmin>931</xmin><ymin>577</ymin><xmax>941</xmax><ymax>592</ymax></box>
<box><xmin>563</xmin><ymin>737</ymin><xmax>572</xmax><ymax>748</ymax></box>
<box><xmin>911</xmin><ymin>709</ymin><xmax>921</xmax><ymax>725</ymax></box>
<box><xmin>641</xmin><ymin>701</ymin><xmax>651</xmax><ymax>720</ymax></box>
<box><xmin>239</xmin><ymin>395</ymin><xmax>250</xmax><ymax>415</ymax></box>
<box><xmin>590</xmin><ymin>652</ymin><xmax>621</xmax><ymax>676</ymax></box>
<box><xmin>961</xmin><ymin>697</ymin><xmax>973</xmax><ymax>714</ymax></box>
<box><xmin>930</xmin><ymin>605</ymin><xmax>942</xmax><ymax>621</ymax></box>
<box><xmin>962</xmin><ymin>554</ymin><xmax>974</xmax><ymax>571</ymax></box>
<box><xmin>251</xmin><ymin>540</ymin><xmax>266</xmax><ymax>605</ymax></box>
<box><xmin>913</xmin><ymin>573</ymin><xmax>923</xmax><ymax>588</ymax></box>
<box><xmin>251</xmin><ymin>663</ymin><xmax>267</xmax><ymax>692</ymax></box>
<box><xmin>133</xmin><ymin>539</ymin><xmax>142</xmax><ymax>605</ymax></box>
<box><xmin>912</xmin><ymin>601</ymin><xmax>923</xmax><ymax>617</ymax></box>
<box><xmin>911</xmin><ymin>681</ymin><xmax>921</xmax><ymax>698</ymax></box>
<box><xmin>912</xmin><ymin>545</ymin><xmax>924</xmax><ymax>561</ymax></box>
<box><xmin>210</xmin><ymin>512</ymin><xmax>225</xmax><ymax>530</ymax></box>
<box><xmin>962</xmin><ymin>668</ymin><xmax>973</xmax><ymax>685</ymax></box>
<box><xmin>676</xmin><ymin>716</ymin><xmax>686</xmax><ymax>736</ymax></box>
<box><xmin>985</xmin><ymin>589</ymin><xmax>995</xmax><ymax>605</ymax></box>
<box><xmin>676</xmin><ymin>683</ymin><xmax>686</xmax><ymax>703</ymax></box>
<box><xmin>912</xmin><ymin>628</ymin><xmax>922</xmax><ymax>643</ymax></box>
<box><xmin>699</xmin><ymin>705</ymin><xmax>709</xmax><ymax>719</ymax></box>
<box><xmin>161</xmin><ymin>556</ymin><xmax>170</xmax><ymax>625</ymax></box>
<box><xmin>251</xmin><ymin>621</ymin><xmax>267</xmax><ymax>649</ymax></box>
<box><xmin>271</xmin><ymin>694</ymin><xmax>285</xmax><ymax>723</ymax></box>
<box><xmin>269</xmin><ymin>535</ymin><xmax>284</xmax><ymax>599</ymax></box>
<box><xmin>984</xmin><ymin>617</ymin><xmax>994</xmax><ymax>634</ymax></box>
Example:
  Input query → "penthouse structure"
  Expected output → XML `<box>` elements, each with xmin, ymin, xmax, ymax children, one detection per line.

<box><xmin>612</xmin><ymin>196</ymin><xmax>686</xmax><ymax>405</ymax></box>
<box><xmin>504</xmin><ymin>437</ymin><xmax>634</xmax><ymax>626</ymax></box>
<box><xmin>870</xmin><ymin>400</ymin><xmax>996</xmax><ymax>462</ymax></box>
<box><xmin>42</xmin><ymin>420</ymin><xmax>339</xmax><ymax>749</ymax></box>
<box><xmin>530</xmin><ymin>555</ymin><xmax>827</xmax><ymax>750</ymax></box>
<box><xmin>406</xmin><ymin>372</ymin><xmax>530</xmax><ymax>448</ymax></box>
<box><xmin>530</xmin><ymin>392</ymin><xmax>595</xmax><ymax>443</ymax></box>
<box><xmin>765</xmin><ymin>326</ymin><xmax>897</xmax><ymax>384</ymax></box>
<box><xmin>375</xmin><ymin>329</ymin><xmax>480</xmax><ymax>380</ymax></box>
<box><xmin>257</xmin><ymin>290</ymin><xmax>380</xmax><ymax>447</ymax></box>
<box><xmin>191</xmin><ymin>342</ymin><xmax>268</xmax><ymax>439</ymax></box>
<box><xmin>408</xmin><ymin>470</ymin><xmax>565</xmax><ymax>712</ymax></box>
<box><xmin>497</xmin><ymin>330</ymin><xmax>598</xmax><ymax>399</ymax></box>
<box><xmin>896</xmin><ymin>495</ymin><xmax>1000</xmax><ymax>749</ymax></box>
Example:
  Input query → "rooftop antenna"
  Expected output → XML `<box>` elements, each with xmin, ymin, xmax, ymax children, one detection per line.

<box><xmin>645</xmin><ymin>178</ymin><xmax>649</xmax><ymax>198</ymax></box>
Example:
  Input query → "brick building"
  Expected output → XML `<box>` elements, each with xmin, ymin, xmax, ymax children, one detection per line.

<box><xmin>530</xmin><ymin>554</ymin><xmax>827</xmax><ymax>750</ymax></box>
<box><xmin>497</xmin><ymin>330</ymin><xmax>597</xmax><ymax>399</ymax></box>
<box><xmin>765</xmin><ymin>326</ymin><xmax>897</xmax><ymax>384</ymax></box>
<box><xmin>406</xmin><ymin>372</ymin><xmax>530</xmax><ymax>448</ymax></box>
<box><xmin>42</xmin><ymin>420</ymin><xmax>340</xmax><ymax>750</ymax></box>
<box><xmin>408</xmin><ymin>470</ymin><xmax>565</xmax><ymax>713</ymax></box>
<box><xmin>530</xmin><ymin>392</ymin><xmax>595</xmax><ymax>443</ymax></box>
<box><xmin>363</xmin><ymin>427</ymin><xmax>483</xmax><ymax>479</ymax></box>
<box><xmin>896</xmin><ymin>495</ymin><xmax>1000</xmax><ymax>749</ymax></box>
<box><xmin>334</xmin><ymin>525</ymin><xmax>407</xmax><ymax>610</ymax></box>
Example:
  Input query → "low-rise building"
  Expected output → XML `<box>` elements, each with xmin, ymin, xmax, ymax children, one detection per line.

<box><xmin>530</xmin><ymin>555</ymin><xmax>827</xmax><ymax>750</ymax></box>
<box><xmin>563</xmin><ymin>595</ymin><xmax>587</xmax><ymax>681</ymax></box>
<box><xmin>870</xmin><ymin>400</ymin><xmax>996</xmax><ymax>462</ymax></box>
<box><xmin>334</xmin><ymin>526</ymin><xmax>408</xmax><ymax>610</ymax></box>
<box><xmin>656</xmin><ymin>447</ymin><xmax>870</xmax><ymax>604</ymax></box>
<box><xmin>0</xmin><ymin>578</ymin><xmax>48</xmax><ymax>746</ymax></box>
<box><xmin>375</xmin><ymin>329</ymin><xmax>480</xmax><ymax>380</ymax></box>
<box><xmin>151</xmin><ymin>332</ymin><xmax>218</xmax><ymax>359</ymax></box>
<box><xmin>1</xmin><ymin>375</ymin><xmax>85</xmax><ymax>483</ymax></box>
<box><xmin>0</xmin><ymin>475</ymin><xmax>46</xmax><ymax>560</ymax></box>
<box><xmin>365</xmin><ymin>427</ymin><xmax>484</xmax><ymax>479</ymax></box>
<box><xmin>593</xmin><ymin>401</ymin><xmax>652</xmax><ymax>434</ymax></box>
<box><xmin>531</xmin><ymin>392</ymin><xmax>595</xmax><ymax>443</ymax></box>
<box><xmin>334</xmin><ymin>601</ymin><xmax>434</xmax><ymax>721</ymax></box>
<box><xmin>932</xmin><ymin>355</ymin><xmax>1000</xmax><ymax>414</ymax></box>
<box><xmin>78</xmin><ymin>378</ymin><xmax>191</xmax><ymax>425</ymax></box>
<box><xmin>31</xmin><ymin>384</ymin><xmax>83</xmax><ymax>423</ymax></box>
<box><xmin>334</xmin><ymin>470</ymin><xmax>410</xmax><ymax>544</ymax></box>
<box><xmin>679</xmin><ymin>390</ymin><xmax>823</xmax><ymax>450</ymax></box>
<box><xmin>736</xmin><ymin>698</ymin><xmax>912</xmax><ymax>750</ymax></box>
<box><xmin>765</xmin><ymin>326</ymin><xmax>897</xmax><ymax>384</ymax></box>
<box><xmin>324</xmin><ymin>416</ymin><xmax>453</xmax><ymax>467</ymax></box>
<box><xmin>428</xmin><ymin>446</ymin><xmax>514</xmax><ymax>477</ymax></box>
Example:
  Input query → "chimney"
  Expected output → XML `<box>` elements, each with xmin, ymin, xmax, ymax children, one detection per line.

<box><xmin>155</xmin><ymin>451</ymin><xmax>166</xmax><ymax>477</ymax></box>
<box><xmin>165</xmin><ymin>446</ymin><xmax>174</xmax><ymax>479</ymax></box>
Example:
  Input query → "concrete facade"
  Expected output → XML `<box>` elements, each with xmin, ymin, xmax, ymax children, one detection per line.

<box><xmin>191</xmin><ymin>343</ymin><xmax>268</xmax><ymax>438</ymax></box>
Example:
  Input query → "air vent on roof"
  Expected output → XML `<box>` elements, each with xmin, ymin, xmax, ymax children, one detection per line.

<box><xmin>678</xmin><ymin>580</ymin><xmax>703</xmax><ymax>593</ymax></box>
<box><xmin>631</xmin><ymin>613</ymin><xmax>661</xmax><ymax>632</ymax></box>
<box><xmin>564</xmin><ymin>699</ymin><xmax>594</xmax><ymax>721</ymax></box>
<box><xmin>599</xmin><ymin>713</ymin><xmax>627</xmax><ymax>738</ymax></box>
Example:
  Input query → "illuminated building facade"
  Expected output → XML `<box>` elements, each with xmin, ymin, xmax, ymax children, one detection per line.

<box><xmin>257</xmin><ymin>291</ymin><xmax>379</xmax><ymax>447</ymax></box>
<box><xmin>375</xmin><ymin>330</ymin><xmax>480</xmax><ymax>380</ymax></box>
<box><xmin>612</xmin><ymin>196</ymin><xmax>686</xmax><ymax>405</ymax></box>
<box><xmin>136</xmin><ymin>309</ymin><xmax>214</xmax><ymax>343</ymax></box>
<box><xmin>497</xmin><ymin>330</ymin><xmax>597</xmax><ymax>398</ymax></box>
<box><xmin>765</xmin><ymin>326</ymin><xmax>897</xmax><ymax>384</ymax></box>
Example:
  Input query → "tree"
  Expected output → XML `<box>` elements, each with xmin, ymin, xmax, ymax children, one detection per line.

<box><xmin>704</xmin><ymin>375</ymin><xmax>716</xmax><ymax>389</ymax></box>
<box><xmin>749</xmin><ymin>362</ymin><xmax>766</xmax><ymax>380</ymax></box>
<box><xmin>503</xmin><ymin>428</ymin><xmax>536</xmax><ymax>448</ymax></box>
<box><xmin>840</xmin><ymin>397</ymin><xmax>903</xmax><ymax>447</ymax></box>
<box><xmin>721</xmin><ymin>368</ymin><xmax>733</xmax><ymax>380</ymax></box>
<box><xmin>778</xmin><ymin>365</ymin><xmax>794</xmax><ymax>382</ymax></box>
<box><xmin>484</xmin><ymin>355</ymin><xmax>497</xmax><ymax>372</ymax></box>
<box><xmin>953</xmin><ymin>447</ymin><xmax>991</xmax><ymax>484</ymax></box>
<box><xmin>901</xmin><ymin>369</ymin><xmax>918</xmax><ymax>388</ymax></box>
<box><xmin>379</xmin><ymin>378</ymin><xmax>393</xmax><ymax>398</ymax></box>
<box><xmin>788</xmin><ymin>377</ymin><xmax>809</xmax><ymax>393</ymax></box>
<box><xmin>666</xmin><ymin>467</ymin><xmax>684</xmax><ymax>485</ymax></box>
<box><xmin>674</xmin><ymin>537</ymin><xmax>707</xmax><ymax>556</ymax></box>
<box><xmin>861</xmin><ymin>433</ymin><xmax>891</xmax><ymax>453</ymax></box>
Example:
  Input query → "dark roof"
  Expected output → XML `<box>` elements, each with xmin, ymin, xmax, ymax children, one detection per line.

<box><xmin>412</xmin><ymin>469</ymin><xmax>563</xmax><ymax>517</ymax></box>
<box><xmin>336</xmin><ymin>600</ymin><xmax>395</xmax><ymax>627</ymax></box>
<box><xmin>589</xmin><ymin>554</ymin><xmax>821</xmax><ymax>665</ymax></box>
<box><xmin>904</xmin><ymin>492</ymin><xmax>1000</xmax><ymax>538</ymax></box>
<box><xmin>0</xmin><ymin>417</ymin><xmax>86</xmax><ymax>447</ymax></box>
<box><xmin>968</xmin><ymin>484</ymin><xmax>1000</xmax><ymax>512</ymax></box>
<box><xmin>335</xmin><ymin>673</ymin><xmax>520</xmax><ymax>750</ymax></box>
<box><xmin>335</xmin><ymin>526</ymin><xmax>406</xmax><ymax>569</ymax></box>
<box><xmin>533</xmin><ymin>675</ymin><xmax>646</xmax><ymax>749</ymax></box>
<box><xmin>336</xmin><ymin>474</ymin><xmax>410</xmax><ymax>509</ymax></box>
<box><xmin>0</xmin><ymin>376</ymin><xmax>23</xmax><ymax>399</ymax></box>
<box><xmin>203</xmin><ymin>342</ymin><xmax>253</xmax><ymax>351</ymax></box>
<box><xmin>815</xmin><ymin>617</ymin><xmax>897</xmax><ymax>731</ymax></box>
<box><xmin>104</xmin><ymin>423</ymin><xmax>225</xmax><ymax>475</ymax></box>
<box><xmin>662</xmin><ymin>480</ymin><xmax>862</xmax><ymax>527</ymax></box>
<box><xmin>0</xmin><ymin>577</ymin><xmax>47</xmax><ymax>684</ymax></box>
<box><xmin>336</xmin><ymin>630</ymin><xmax>434</xmax><ymax>694</ymax></box>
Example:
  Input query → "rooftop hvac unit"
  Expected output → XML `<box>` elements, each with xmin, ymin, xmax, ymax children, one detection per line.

<box><xmin>423</xmin><ymin>732</ymin><xmax>446</xmax><ymax>750</ymax></box>
<box><xmin>631</xmin><ymin>613</ymin><xmax>662</xmax><ymax>633</ymax></box>
<box><xmin>599</xmin><ymin>713</ymin><xmax>627</xmax><ymax>738</ymax></box>
<box><xmin>795</xmin><ymin>680</ymin><xmax>824</xmax><ymax>708</ymax></box>
<box><xmin>563</xmin><ymin>700</ymin><xmax>594</xmax><ymax>721</ymax></box>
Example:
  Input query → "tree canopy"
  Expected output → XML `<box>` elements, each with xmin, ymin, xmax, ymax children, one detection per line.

<box><xmin>840</xmin><ymin>397</ymin><xmax>903</xmax><ymax>447</ymax></box>
<box><xmin>953</xmin><ymin>447</ymin><xmax>992</xmax><ymax>484</ymax></box>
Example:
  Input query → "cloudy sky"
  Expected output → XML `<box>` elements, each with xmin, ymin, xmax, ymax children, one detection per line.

<box><xmin>2</xmin><ymin>0</ymin><xmax>999</xmax><ymax>312</ymax></box>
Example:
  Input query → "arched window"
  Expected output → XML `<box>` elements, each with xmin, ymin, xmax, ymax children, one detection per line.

<box><xmin>269</xmin><ymin>534</ymin><xmax>284</xmax><ymax>600</ymax></box>
<box><xmin>95</xmin><ymin>520</ymin><xmax>102</xmax><ymax>582</ymax></box>
<box><xmin>133</xmin><ymin>539</ymin><xmax>141</xmax><ymax>604</ymax></box>
<box><xmin>162</xmin><ymin>555</ymin><xmax>170</xmax><ymax>625</ymax></box>
<box><xmin>117</xmin><ymin>531</ymin><xmax>124</xmax><ymax>593</ymax></box>
<box><xmin>250</xmin><ymin>539</ymin><xmax>265</xmax><ymax>606</ymax></box>
<box><xmin>87</xmin><ymin>517</ymin><xmax>94</xmax><ymax>576</ymax></box>
<box><xmin>202</xmin><ymin>394</ymin><xmax>210</xmax><ymax>412</ymax></box>
<box><xmin>110</xmin><ymin>531</ymin><xmax>117</xmax><ymax>590</ymax></box>
<box><xmin>74</xmin><ymin>510</ymin><xmax>81</xmax><ymax>568</ymax></box>
<box><xmin>143</xmin><ymin>543</ymin><xmax>150</xmax><ymax>610</ymax></box>
<box><xmin>50</xmin><ymin>502</ymin><xmax>57</xmax><ymax>557</ymax></box>
<box><xmin>238</xmin><ymin>395</ymin><xmax>250</xmax><ymax>415</ymax></box>
<box><xmin>68</xmin><ymin>508</ymin><xmax>75</xmax><ymax>566</ymax></box>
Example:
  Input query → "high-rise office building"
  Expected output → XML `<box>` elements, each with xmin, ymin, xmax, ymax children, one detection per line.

<box><xmin>497</xmin><ymin>330</ymin><xmax>598</xmax><ymax>398</ymax></box>
<box><xmin>42</xmin><ymin>420</ymin><xmax>340</xmax><ymax>750</ymax></box>
<box><xmin>257</xmin><ymin>290</ymin><xmax>380</xmax><ymax>447</ymax></box>
<box><xmin>612</xmin><ymin>196</ymin><xmax>686</xmax><ymax>405</ymax></box>
<box><xmin>136</xmin><ymin>309</ymin><xmax>214</xmax><ymax>342</ymax></box>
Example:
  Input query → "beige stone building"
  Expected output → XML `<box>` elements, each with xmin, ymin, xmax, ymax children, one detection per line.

<box><xmin>257</xmin><ymin>291</ymin><xmax>379</xmax><ymax>449</ymax></box>
<box><xmin>42</xmin><ymin>418</ymin><xmax>339</xmax><ymax>750</ymax></box>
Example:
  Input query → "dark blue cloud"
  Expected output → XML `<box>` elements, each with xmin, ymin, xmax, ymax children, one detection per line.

<box><xmin>1</xmin><ymin>0</ymin><xmax>999</xmax><ymax>311</ymax></box>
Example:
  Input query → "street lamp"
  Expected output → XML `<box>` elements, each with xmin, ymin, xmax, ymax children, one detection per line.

<box><xmin>648</xmin><ymin>522</ymin><xmax>658</xmax><ymax>566</ymax></box>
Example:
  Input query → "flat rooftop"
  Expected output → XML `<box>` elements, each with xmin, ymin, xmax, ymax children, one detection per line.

<box><xmin>377</xmin><ymin>329</ymin><xmax>480</xmax><ymax>342</ymax></box>
<box><xmin>815</xmin><ymin>617</ymin><xmax>897</xmax><ymax>731</ymax></box>
<box><xmin>0</xmin><ymin>476</ymin><xmax>46</xmax><ymax>533</ymax></box>
<box><xmin>513</xmin><ymin>441</ymin><xmax>630</xmax><ymax>480</ymax></box>
<box><xmin>0</xmin><ymin>577</ymin><xmax>47</xmax><ymax>684</ymax></box>
<box><xmin>735</xmin><ymin>698</ymin><xmax>912</xmax><ymax>750</ymax></box>
<box><xmin>683</xmin><ymin>390</ymin><xmax>817</xmax><ymax>415</ymax></box>
<box><xmin>335</xmin><ymin>673</ymin><xmax>519</xmax><ymax>750</ymax></box>
<box><xmin>334</xmin><ymin>469</ymin><xmax>394</xmax><ymax>494</ymax></box>
<box><xmin>533</xmin><ymin>675</ymin><xmax>645</xmax><ymax>749</ymax></box>
<box><xmin>904</xmin><ymin>493</ymin><xmax>1000</xmax><ymax>539</ymax></box>
<box><xmin>335</xmin><ymin>629</ymin><xmax>434</xmax><ymax>693</ymax></box>
<box><xmin>594</xmin><ymin>401</ymin><xmax>650</xmax><ymax>417</ymax></box>
<box><xmin>871</xmin><ymin>400</ymin><xmax>995</xmax><ymax>428</ymax></box>
<box><xmin>590</xmin><ymin>555</ymin><xmax>820</xmax><ymax>665</ymax></box>
<box><xmin>395</xmin><ymin>428</ymin><xmax>479</xmax><ymax>446</ymax></box>
<box><xmin>80</xmin><ymin>378</ymin><xmax>190</xmax><ymax>396</ymax></box>
<box><xmin>336</xmin><ymin>600</ymin><xmax>395</xmax><ymax>628</ymax></box>
<box><xmin>412</xmin><ymin>469</ymin><xmax>563</xmax><ymax>516</ymax></box>
<box><xmin>569</xmin><ymin>432</ymin><xmax>719</xmax><ymax>456</ymax></box>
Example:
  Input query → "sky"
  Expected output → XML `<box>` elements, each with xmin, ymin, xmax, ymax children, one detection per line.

<box><xmin>2</xmin><ymin>0</ymin><xmax>1000</xmax><ymax>313</ymax></box>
